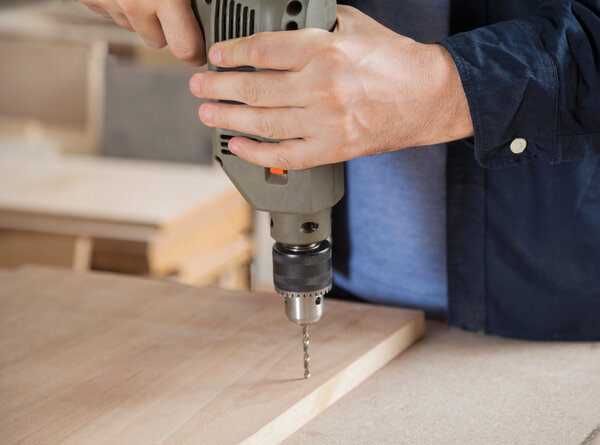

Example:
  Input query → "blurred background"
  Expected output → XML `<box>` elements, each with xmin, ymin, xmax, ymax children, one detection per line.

<box><xmin>0</xmin><ymin>0</ymin><xmax>273</xmax><ymax>291</ymax></box>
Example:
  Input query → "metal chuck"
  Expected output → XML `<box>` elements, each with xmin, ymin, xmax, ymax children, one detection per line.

<box><xmin>272</xmin><ymin>240</ymin><xmax>332</xmax><ymax>378</ymax></box>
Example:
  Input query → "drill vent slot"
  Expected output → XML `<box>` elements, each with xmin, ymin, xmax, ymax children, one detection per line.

<box><xmin>214</xmin><ymin>0</ymin><xmax>256</xmax><ymax>43</ymax></box>
<box><xmin>220</xmin><ymin>134</ymin><xmax>236</xmax><ymax>155</ymax></box>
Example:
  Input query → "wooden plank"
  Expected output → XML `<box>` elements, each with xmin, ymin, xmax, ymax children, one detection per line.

<box><xmin>149</xmin><ymin>193</ymin><xmax>252</xmax><ymax>275</ymax></box>
<box><xmin>0</xmin><ymin>266</ymin><xmax>424</xmax><ymax>444</ymax></box>
<box><xmin>177</xmin><ymin>235</ymin><xmax>254</xmax><ymax>286</ymax></box>
<box><xmin>91</xmin><ymin>191</ymin><xmax>251</xmax><ymax>275</ymax></box>
<box><xmin>0</xmin><ymin>155</ymin><xmax>242</xmax><ymax>237</ymax></box>
<box><xmin>0</xmin><ymin>154</ymin><xmax>251</xmax><ymax>276</ymax></box>
<box><xmin>0</xmin><ymin>229</ymin><xmax>92</xmax><ymax>271</ymax></box>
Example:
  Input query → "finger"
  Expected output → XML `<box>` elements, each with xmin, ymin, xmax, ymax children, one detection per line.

<box><xmin>112</xmin><ymin>12</ymin><xmax>134</xmax><ymax>31</ymax></box>
<box><xmin>199</xmin><ymin>103</ymin><xmax>306</xmax><ymax>140</ymax></box>
<box><xmin>209</xmin><ymin>28</ymin><xmax>326</xmax><ymax>70</ymax></box>
<box><xmin>128</xmin><ymin>12</ymin><xmax>167</xmax><ymax>48</ymax></box>
<box><xmin>95</xmin><ymin>1</ymin><xmax>134</xmax><ymax>31</ymax></box>
<box><xmin>228</xmin><ymin>137</ymin><xmax>327</xmax><ymax>170</ymax></box>
<box><xmin>190</xmin><ymin>71</ymin><xmax>305</xmax><ymax>107</ymax></box>
<box><xmin>79</xmin><ymin>0</ymin><xmax>110</xmax><ymax>17</ymax></box>
<box><xmin>156</xmin><ymin>0</ymin><xmax>206</xmax><ymax>65</ymax></box>
<box><xmin>87</xmin><ymin>5</ymin><xmax>111</xmax><ymax>18</ymax></box>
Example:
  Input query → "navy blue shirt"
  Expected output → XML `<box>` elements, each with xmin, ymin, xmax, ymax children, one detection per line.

<box><xmin>334</xmin><ymin>0</ymin><xmax>600</xmax><ymax>340</ymax></box>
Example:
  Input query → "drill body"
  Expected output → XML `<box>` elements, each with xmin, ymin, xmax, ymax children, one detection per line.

<box><xmin>192</xmin><ymin>0</ymin><xmax>343</xmax><ymax>327</ymax></box>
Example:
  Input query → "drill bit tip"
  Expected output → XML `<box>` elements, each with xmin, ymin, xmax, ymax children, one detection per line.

<box><xmin>303</xmin><ymin>325</ymin><xmax>311</xmax><ymax>379</ymax></box>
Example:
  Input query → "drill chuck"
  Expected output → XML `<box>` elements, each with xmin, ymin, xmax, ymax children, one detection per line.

<box><xmin>273</xmin><ymin>240</ymin><xmax>332</xmax><ymax>325</ymax></box>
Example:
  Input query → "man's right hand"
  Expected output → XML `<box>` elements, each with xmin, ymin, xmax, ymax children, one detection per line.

<box><xmin>79</xmin><ymin>0</ymin><xmax>206</xmax><ymax>65</ymax></box>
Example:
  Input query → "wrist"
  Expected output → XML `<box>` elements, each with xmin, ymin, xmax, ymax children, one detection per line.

<box><xmin>425</xmin><ymin>43</ymin><xmax>474</xmax><ymax>144</ymax></box>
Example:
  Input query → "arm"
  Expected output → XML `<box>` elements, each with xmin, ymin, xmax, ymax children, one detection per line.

<box><xmin>441</xmin><ymin>0</ymin><xmax>600</xmax><ymax>168</ymax></box>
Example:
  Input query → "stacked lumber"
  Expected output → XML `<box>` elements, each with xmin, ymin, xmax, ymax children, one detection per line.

<box><xmin>0</xmin><ymin>154</ymin><xmax>253</xmax><ymax>289</ymax></box>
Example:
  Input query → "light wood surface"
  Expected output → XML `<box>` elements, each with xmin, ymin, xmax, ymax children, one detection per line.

<box><xmin>0</xmin><ymin>154</ymin><xmax>251</xmax><ymax>275</ymax></box>
<box><xmin>0</xmin><ymin>266</ymin><xmax>424</xmax><ymax>444</ymax></box>
<box><xmin>286</xmin><ymin>320</ymin><xmax>600</xmax><ymax>445</ymax></box>
<box><xmin>177</xmin><ymin>235</ymin><xmax>253</xmax><ymax>286</ymax></box>
<box><xmin>0</xmin><ymin>155</ymin><xmax>237</xmax><ymax>234</ymax></box>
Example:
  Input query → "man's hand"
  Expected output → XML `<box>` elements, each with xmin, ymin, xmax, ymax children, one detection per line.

<box><xmin>189</xmin><ymin>6</ymin><xmax>473</xmax><ymax>170</ymax></box>
<box><xmin>78</xmin><ymin>0</ymin><xmax>205</xmax><ymax>65</ymax></box>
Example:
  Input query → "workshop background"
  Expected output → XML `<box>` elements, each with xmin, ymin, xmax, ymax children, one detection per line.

<box><xmin>2</xmin><ymin>2</ymin><xmax>600</xmax><ymax>444</ymax></box>
<box><xmin>0</xmin><ymin>0</ymin><xmax>274</xmax><ymax>291</ymax></box>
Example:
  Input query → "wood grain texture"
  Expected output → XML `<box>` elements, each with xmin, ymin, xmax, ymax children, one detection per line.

<box><xmin>0</xmin><ymin>155</ymin><xmax>238</xmax><ymax>233</ymax></box>
<box><xmin>0</xmin><ymin>154</ymin><xmax>251</xmax><ymax>276</ymax></box>
<box><xmin>177</xmin><ymin>235</ymin><xmax>253</xmax><ymax>286</ymax></box>
<box><xmin>0</xmin><ymin>266</ymin><xmax>424</xmax><ymax>444</ymax></box>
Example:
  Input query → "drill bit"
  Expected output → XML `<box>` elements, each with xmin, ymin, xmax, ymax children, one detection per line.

<box><xmin>302</xmin><ymin>325</ymin><xmax>311</xmax><ymax>379</ymax></box>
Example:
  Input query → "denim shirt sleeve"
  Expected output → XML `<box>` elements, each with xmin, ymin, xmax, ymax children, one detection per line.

<box><xmin>440</xmin><ymin>0</ymin><xmax>600</xmax><ymax>169</ymax></box>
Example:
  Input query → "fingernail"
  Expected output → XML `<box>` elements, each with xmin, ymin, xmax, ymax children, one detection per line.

<box><xmin>200</xmin><ymin>106</ymin><xmax>213</xmax><ymax>123</ymax></box>
<box><xmin>190</xmin><ymin>76</ymin><xmax>201</xmax><ymax>94</ymax></box>
<box><xmin>210</xmin><ymin>47</ymin><xmax>222</xmax><ymax>65</ymax></box>
<box><xmin>229</xmin><ymin>141</ymin><xmax>240</xmax><ymax>154</ymax></box>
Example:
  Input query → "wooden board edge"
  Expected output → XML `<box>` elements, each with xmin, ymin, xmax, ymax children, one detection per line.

<box><xmin>243</xmin><ymin>311</ymin><xmax>426</xmax><ymax>445</ymax></box>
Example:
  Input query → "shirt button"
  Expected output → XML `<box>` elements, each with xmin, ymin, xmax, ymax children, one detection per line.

<box><xmin>510</xmin><ymin>138</ymin><xmax>527</xmax><ymax>154</ymax></box>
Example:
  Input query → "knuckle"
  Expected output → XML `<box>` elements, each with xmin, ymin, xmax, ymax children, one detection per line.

<box><xmin>247</xmin><ymin>38</ymin><xmax>269</xmax><ymax>65</ymax></box>
<box><xmin>239</xmin><ymin>79</ymin><xmax>261</xmax><ymax>104</ymax></box>
<box><xmin>114</xmin><ymin>0</ymin><xmax>137</xmax><ymax>16</ymax></box>
<box><xmin>95</xmin><ymin>0</ymin><xmax>110</xmax><ymax>9</ymax></box>
<box><xmin>255</xmin><ymin>114</ymin><xmax>281</xmax><ymax>139</ymax></box>
<box><xmin>146</xmin><ymin>38</ymin><xmax>167</xmax><ymax>49</ymax></box>
<box><xmin>172</xmin><ymin>44</ymin><xmax>202</xmax><ymax>62</ymax></box>
<box><xmin>300</xmin><ymin>28</ymin><xmax>325</xmax><ymax>39</ymax></box>
<box><xmin>275</xmin><ymin>151</ymin><xmax>294</xmax><ymax>170</ymax></box>
<box><xmin>322</xmin><ymin>39</ymin><xmax>350</xmax><ymax>66</ymax></box>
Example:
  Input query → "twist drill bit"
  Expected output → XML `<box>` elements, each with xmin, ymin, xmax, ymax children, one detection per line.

<box><xmin>302</xmin><ymin>325</ymin><xmax>311</xmax><ymax>379</ymax></box>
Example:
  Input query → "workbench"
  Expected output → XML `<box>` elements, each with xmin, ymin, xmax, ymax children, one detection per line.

<box><xmin>286</xmin><ymin>320</ymin><xmax>600</xmax><ymax>444</ymax></box>
<box><xmin>2</xmin><ymin>266</ymin><xmax>598</xmax><ymax>444</ymax></box>
<box><xmin>0</xmin><ymin>266</ymin><xmax>423</xmax><ymax>444</ymax></box>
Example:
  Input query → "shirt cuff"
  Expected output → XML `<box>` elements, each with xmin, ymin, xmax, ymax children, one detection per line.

<box><xmin>440</xmin><ymin>20</ymin><xmax>558</xmax><ymax>169</ymax></box>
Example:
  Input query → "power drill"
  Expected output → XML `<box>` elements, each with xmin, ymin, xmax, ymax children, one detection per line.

<box><xmin>192</xmin><ymin>0</ymin><xmax>343</xmax><ymax>378</ymax></box>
